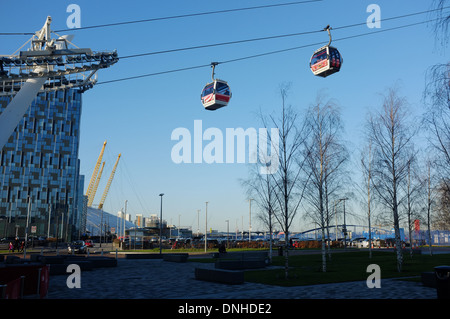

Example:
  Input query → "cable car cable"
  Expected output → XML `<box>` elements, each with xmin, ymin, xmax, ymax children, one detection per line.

<box><xmin>119</xmin><ymin>28</ymin><xmax>324</xmax><ymax>60</ymax></box>
<box><xmin>56</xmin><ymin>0</ymin><xmax>324</xmax><ymax>33</ymax></box>
<box><xmin>97</xmin><ymin>63</ymin><xmax>211</xmax><ymax>85</ymax></box>
<box><xmin>97</xmin><ymin>17</ymin><xmax>442</xmax><ymax>85</ymax></box>
<box><xmin>118</xmin><ymin>6</ymin><xmax>450</xmax><ymax>60</ymax></box>
<box><xmin>220</xmin><ymin>18</ymin><xmax>442</xmax><ymax>65</ymax></box>
<box><xmin>0</xmin><ymin>0</ymin><xmax>323</xmax><ymax>36</ymax></box>
<box><xmin>1</xmin><ymin>3</ymin><xmax>447</xmax><ymax>36</ymax></box>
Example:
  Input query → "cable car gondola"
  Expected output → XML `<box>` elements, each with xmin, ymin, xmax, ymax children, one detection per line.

<box><xmin>310</xmin><ymin>25</ymin><xmax>342</xmax><ymax>78</ymax></box>
<box><xmin>201</xmin><ymin>62</ymin><xmax>231</xmax><ymax>111</ymax></box>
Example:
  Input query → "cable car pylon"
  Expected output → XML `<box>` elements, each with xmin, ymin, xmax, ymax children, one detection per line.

<box><xmin>0</xmin><ymin>16</ymin><xmax>118</xmax><ymax>150</ymax></box>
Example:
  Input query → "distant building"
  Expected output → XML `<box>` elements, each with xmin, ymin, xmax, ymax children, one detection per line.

<box><xmin>135</xmin><ymin>214</ymin><xmax>143</xmax><ymax>227</ymax></box>
<box><xmin>0</xmin><ymin>89</ymin><xmax>85</xmax><ymax>241</ymax></box>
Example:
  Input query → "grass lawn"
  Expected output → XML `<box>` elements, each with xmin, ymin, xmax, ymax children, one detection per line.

<box><xmin>244</xmin><ymin>250</ymin><xmax>450</xmax><ymax>287</ymax></box>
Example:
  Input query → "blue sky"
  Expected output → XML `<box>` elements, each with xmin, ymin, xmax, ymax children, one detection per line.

<box><xmin>1</xmin><ymin>1</ymin><xmax>448</xmax><ymax>233</ymax></box>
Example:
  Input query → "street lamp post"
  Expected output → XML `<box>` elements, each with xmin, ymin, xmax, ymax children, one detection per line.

<box><xmin>225</xmin><ymin>220</ymin><xmax>229</xmax><ymax>248</ymax></box>
<box><xmin>338</xmin><ymin>197</ymin><xmax>349</xmax><ymax>249</ymax></box>
<box><xmin>197</xmin><ymin>209</ymin><xmax>200</xmax><ymax>237</ymax></box>
<box><xmin>248</xmin><ymin>199</ymin><xmax>253</xmax><ymax>242</ymax></box>
<box><xmin>205</xmin><ymin>202</ymin><xmax>208</xmax><ymax>253</ymax></box>
<box><xmin>100</xmin><ymin>208</ymin><xmax>103</xmax><ymax>248</ymax></box>
<box><xmin>123</xmin><ymin>200</ymin><xmax>127</xmax><ymax>245</ymax></box>
<box><xmin>159</xmin><ymin>193</ymin><xmax>164</xmax><ymax>254</ymax></box>
<box><xmin>24</xmin><ymin>196</ymin><xmax>31</xmax><ymax>258</ymax></box>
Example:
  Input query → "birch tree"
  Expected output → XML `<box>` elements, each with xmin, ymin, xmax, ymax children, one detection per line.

<box><xmin>360</xmin><ymin>140</ymin><xmax>375</xmax><ymax>258</ymax></box>
<box><xmin>242</xmin><ymin>151</ymin><xmax>279</xmax><ymax>263</ymax></box>
<box><xmin>366</xmin><ymin>88</ymin><xmax>417</xmax><ymax>272</ymax></box>
<box><xmin>402</xmin><ymin>155</ymin><xmax>424</xmax><ymax>258</ymax></box>
<box><xmin>267</xmin><ymin>84</ymin><xmax>310</xmax><ymax>279</ymax></box>
<box><xmin>423</xmin><ymin>160</ymin><xmax>439</xmax><ymax>255</ymax></box>
<box><xmin>435</xmin><ymin>179</ymin><xmax>450</xmax><ymax>229</ymax></box>
<box><xmin>431</xmin><ymin>0</ymin><xmax>450</xmax><ymax>47</ymax></box>
<box><xmin>303</xmin><ymin>95</ymin><xmax>348</xmax><ymax>272</ymax></box>
<box><xmin>244</xmin><ymin>84</ymin><xmax>309</xmax><ymax>278</ymax></box>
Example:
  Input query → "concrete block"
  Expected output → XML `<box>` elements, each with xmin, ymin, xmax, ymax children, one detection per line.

<box><xmin>195</xmin><ymin>267</ymin><xmax>244</xmax><ymax>285</ymax></box>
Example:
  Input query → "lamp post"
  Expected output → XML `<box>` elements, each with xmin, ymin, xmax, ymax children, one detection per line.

<box><xmin>159</xmin><ymin>193</ymin><xmax>164</xmax><ymax>254</ymax></box>
<box><xmin>123</xmin><ymin>200</ymin><xmax>127</xmax><ymax>243</ymax></box>
<box><xmin>178</xmin><ymin>214</ymin><xmax>181</xmax><ymax>239</ymax></box>
<box><xmin>100</xmin><ymin>208</ymin><xmax>103</xmax><ymax>248</ymax></box>
<box><xmin>197</xmin><ymin>209</ymin><xmax>200</xmax><ymax>237</ymax></box>
<box><xmin>225</xmin><ymin>219</ymin><xmax>229</xmax><ymax>248</ymax></box>
<box><xmin>248</xmin><ymin>199</ymin><xmax>253</xmax><ymax>242</ymax></box>
<box><xmin>24</xmin><ymin>196</ymin><xmax>31</xmax><ymax>258</ymax></box>
<box><xmin>338</xmin><ymin>197</ymin><xmax>349</xmax><ymax>249</ymax></box>
<box><xmin>205</xmin><ymin>202</ymin><xmax>208</xmax><ymax>253</ymax></box>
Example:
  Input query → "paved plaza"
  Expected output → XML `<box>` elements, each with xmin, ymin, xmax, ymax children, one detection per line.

<box><xmin>46</xmin><ymin>257</ymin><xmax>438</xmax><ymax>300</ymax></box>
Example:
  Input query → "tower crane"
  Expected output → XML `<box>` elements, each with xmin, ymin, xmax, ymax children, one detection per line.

<box><xmin>98</xmin><ymin>153</ymin><xmax>121</xmax><ymax>210</ymax></box>
<box><xmin>0</xmin><ymin>16</ymin><xmax>118</xmax><ymax>149</ymax></box>
<box><xmin>85</xmin><ymin>141</ymin><xmax>107</xmax><ymax>205</ymax></box>
<box><xmin>88</xmin><ymin>161</ymin><xmax>105</xmax><ymax>207</ymax></box>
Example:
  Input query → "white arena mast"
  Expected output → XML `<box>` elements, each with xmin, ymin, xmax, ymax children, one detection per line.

<box><xmin>0</xmin><ymin>16</ymin><xmax>118</xmax><ymax>149</ymax></box>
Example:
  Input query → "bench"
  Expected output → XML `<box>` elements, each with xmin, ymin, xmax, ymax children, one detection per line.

<box><xmin>215</xmin><ymin>259</ymin><xmax>266</xmax><ymax>270</ymax></box>
<box><xmin>214</xmin><ymin>251</ymin><xmax>269</xmax><ymax>270</ymax></box>
<box><xmin>124</xmin><ymin>253</ymin><xmax>163</xmax><ymax>260</ymax></box>
<box><xmin>39</xmin><ymin>256</ymin><xmax>65</xmax><ymax>265</ymax></box>
<box><xmin>163</xmin><ymin>254</ymin><xmax>189</xmax><ymax>263</ymax></box>
<box><xmin>194</xmin><ymin>267</ymin><xmax>244</xmax><ymax>285</ymax></box>
<box><xmin>87</xmin><ymin>256</ymin><xmax>117</xmax><ymax>268</ymax></box>
<box><xmin>214</xmin><ymin>251</ymin><xmax>268</xmax><ymax>259</ymax></box>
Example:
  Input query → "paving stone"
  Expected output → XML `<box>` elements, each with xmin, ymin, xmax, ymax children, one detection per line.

<box><xmin>45</xmin><ymin>259</ymin><xmax>438</xmax><ymax>299</ymax></box>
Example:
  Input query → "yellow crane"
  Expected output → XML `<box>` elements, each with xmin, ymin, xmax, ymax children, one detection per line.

<box><xmin>98</xmin><ymin>153</ymin><xmax>121</xmax><ymax>210</ymax></box>
<box><xmin>88</xmin><ymin>161</ymin><xmax>105</xmax><ymax>207</ymax></box>
<box><xmin>85</xmin><ymin>140</ymin><xmax>107</xmax><ymax>206</ymax></box>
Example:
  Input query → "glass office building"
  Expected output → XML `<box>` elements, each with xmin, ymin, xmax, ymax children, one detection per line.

<box><xmin>0</xmin><ymin>88</ymin><xmax>85</xmax><ymax>241</ymax></box>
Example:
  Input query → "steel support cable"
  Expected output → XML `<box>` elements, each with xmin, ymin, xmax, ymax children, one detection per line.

<box><xmin>0</xmin><ymin>0</ymin><xmax>323</xmax><ymax>35</ymax></box>
<box><xmin>219</xmin><ymin>17</ymin><xmax>444</xmax><ymax>65</ymax></box>
<box><xmin>97</xmin><ymin>17</ymin><xmax>443</xmax><ymax>85</ymax></box>
<box><xmin>116</xmin><ymin>6</ymin><xmax>450</xmax><ymax>60</ymax></box>
<box><xmin>119</xmin><ymin>29</ymin><xmax>323</xmax><ymax>60</ymax></box>
<box><xmin>2</xmin><ymin>3</ymin><xmax>447</xmax><ymax>37</ymax></box>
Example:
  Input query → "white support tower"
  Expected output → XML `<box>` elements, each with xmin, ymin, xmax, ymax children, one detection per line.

<box><xmin>0</xmin><ymin>16</ymin><xmax>118</xmax><ymax>149</ymax></box>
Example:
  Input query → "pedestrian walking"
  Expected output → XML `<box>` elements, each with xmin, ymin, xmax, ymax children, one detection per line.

<box><xmin>14</xmin><ymin>237</ymin><xmax>19</xmax><ymax>252</ymax></box>
<box><xmin>9</xmin><ymin>241</ymin><xmax>13</xmax><ymax>253</ymax></box>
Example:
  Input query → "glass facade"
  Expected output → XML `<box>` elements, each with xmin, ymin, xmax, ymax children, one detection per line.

<box><xmin>0</xmin><ymin>88</ymin><xmax>85</xmax><ymax>241</ymax></box>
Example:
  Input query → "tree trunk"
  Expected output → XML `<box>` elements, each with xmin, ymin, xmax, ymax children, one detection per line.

<box><xmin>427</xmin><ymin>164</ymin><xmax>433</xmax><ymax>256</ymax></box>
<box><xmin>321</xmin><ymin>226</ymin><xmax>327</xmax><ymax>272</ymax></box>
<box><xmin>393</xmin><ymin>201</ymin><xmax>403</xmax><ymax>272</ymax></box>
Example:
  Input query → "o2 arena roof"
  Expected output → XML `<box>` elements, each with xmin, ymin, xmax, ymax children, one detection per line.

<box><xmin>86</xmin><ymin>206</ymin><xmax>135</xmax><ymax>236</ymax></box>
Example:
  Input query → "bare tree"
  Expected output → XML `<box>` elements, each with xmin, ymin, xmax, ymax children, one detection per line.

<box><xmin>242</xmin><ymin>154</ymin><xmax>279</xmax><ymax>263</ymax></box>
<box><xmin>430</xmin><ymin>0</ymin><xmax>450</xmax><ymax>48</ymax></box>
<box><xmin>422</xmin><ymin>160</ymin><xmax>440</xmax><ymax>256</ymax></box>
<box><xmin>265</xmin><ymin>84</ymin><xmax>310</xmax><ymax>279</ymax></box>
<box><xmin>424</xmin><ymin>63</ymin><xmax>450</xmax><ymax>178</ymax></box>
<box><xmin>402</xmin><ymin>155</ymin><xmax>425</xmax><ymax>258</ymax></box>
<box><xmin>365</xmin><ymin>88</ymin><xmax>417</xmax><ymax>272</ymax></box>
<box><xmin>434</xmin><ymin>178</ymin><xmax>450</xmax><ymax>229</ymax></box>
<box><xmin>360</xmin><ymin>140</ymin><xmax>375</xmax><ymax>258</ymax></box>
<box><xmin>303</xmin><ymin>95</ymin><xmax>348</xmax><ymax>272</ymax></box>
